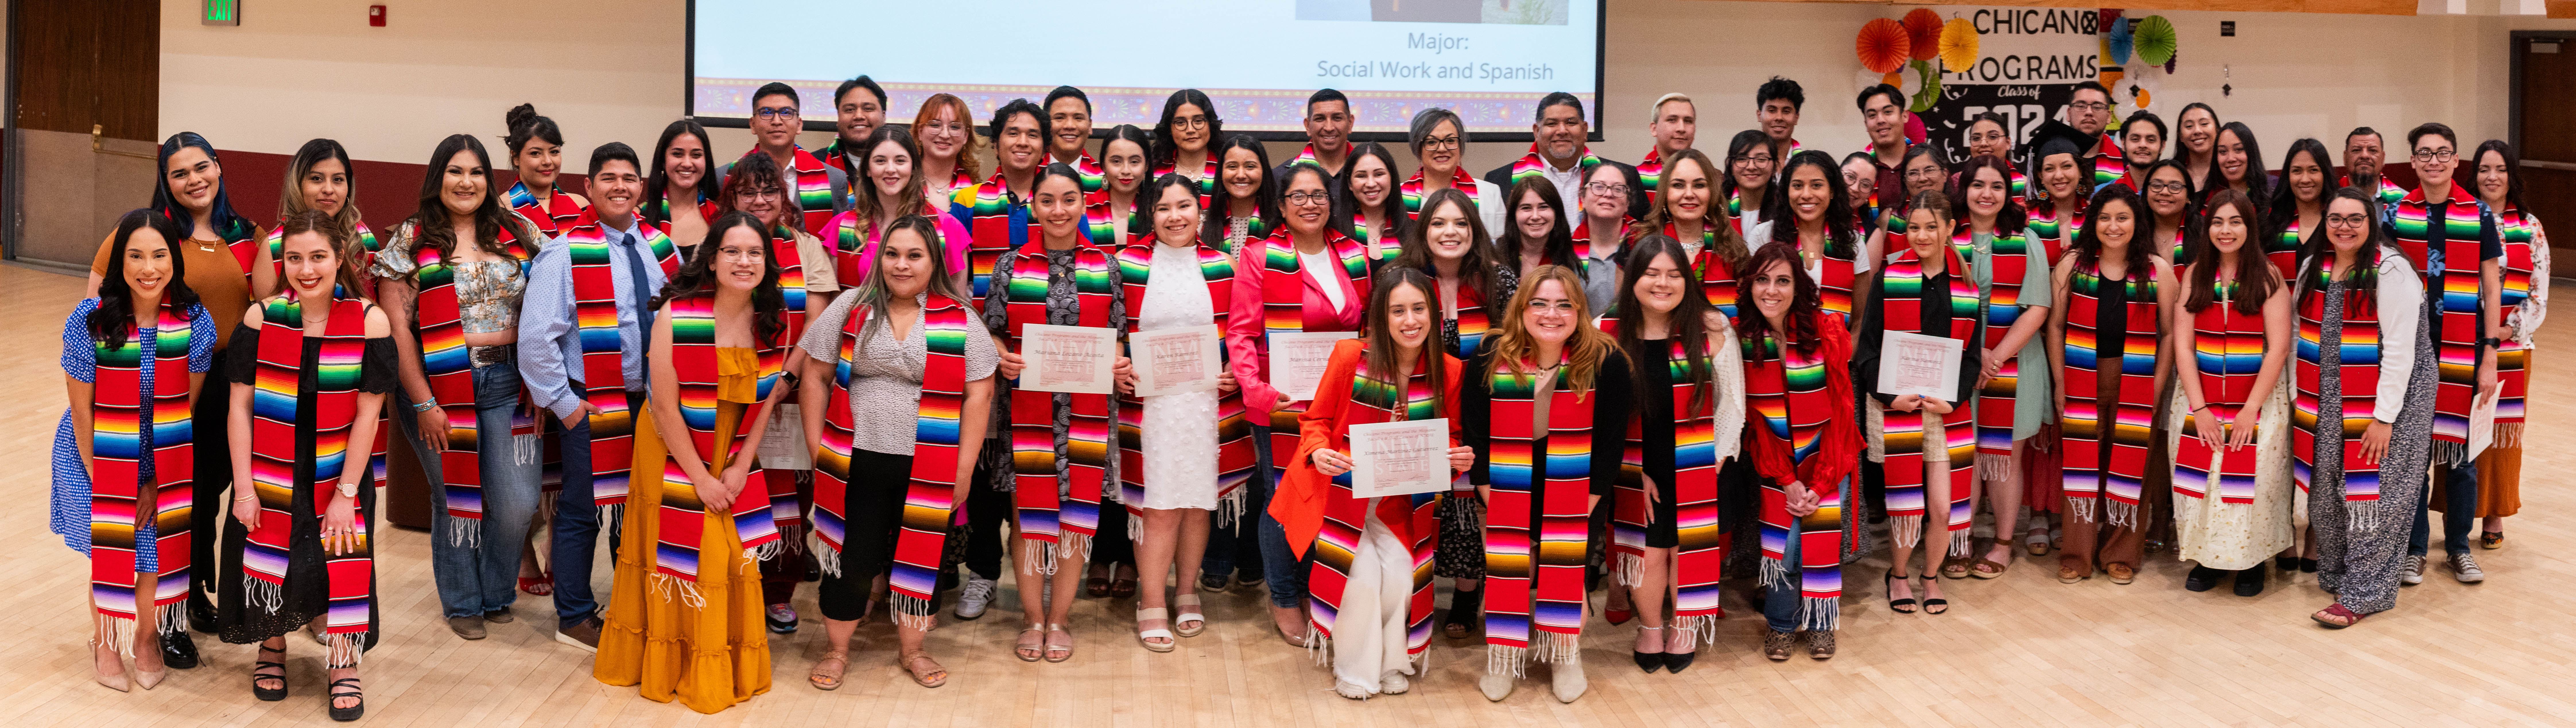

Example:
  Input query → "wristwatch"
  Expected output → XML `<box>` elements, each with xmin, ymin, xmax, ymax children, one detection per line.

<box><xmin>336</xmin><ymin>480</ymin><xmax>360</xmax><ymax>499</ymax></box>
<box><xmin>2477</xmin><ymin>337</ymin><xmax>2502</xmax><ymax>349</ymax></box>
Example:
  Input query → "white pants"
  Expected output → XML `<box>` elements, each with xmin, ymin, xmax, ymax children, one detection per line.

<box><xmin>1332</xmin><ymin>499</ymin><xmax>1415</xmax><ymax>692</ymax></box>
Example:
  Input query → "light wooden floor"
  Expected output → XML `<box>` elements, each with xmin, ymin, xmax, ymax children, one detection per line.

<box><xmin>5</xmin><ymin>262</ymin><xmax>2572</xmax><ymax>727</ymax></box>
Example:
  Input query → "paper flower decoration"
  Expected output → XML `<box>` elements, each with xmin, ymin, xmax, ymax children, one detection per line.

<box><xmin>2099</xmin><ymin>8</ymin><xmax>2124</xmax><ymax>28</ymax></box>
<box><xmin>1896</xmin><ymin>59</ymin><xmax>1925</xmax><ymax>98</ymax></box>
<box><xmin>1903</xmin><ymin>9</ymin><xmax>1944</xmax><ymax>61</ymax></box>
<box><xmin>1938</xmin><ymin>18</ymin><xmax>1980</xmax><ymax>71</ymax></box>
<box><xmin>2106</xmin><ymin>17</ymin><xmax>2133</xmax><ymax>66</ymax></box>
<box><xmin>1909</xmin><ymin>60</ymin><xmax>1943</xmax><ymax>112</ymax></box>
<box><xmin>2133</xmin><ymin>15</ymin><xmax>2178</xmax><ymax>67</ymax></box>
<box><xmin>1857</xmin><ymin>18</ymin><xmax>1911</xmax><ymax>74</ymax></box>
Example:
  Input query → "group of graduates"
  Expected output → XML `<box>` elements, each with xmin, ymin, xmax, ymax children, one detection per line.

<box><xmin>53</xmin><ymin>73</ymin><xmax>2544</xmax><ymax>716</ymax></box>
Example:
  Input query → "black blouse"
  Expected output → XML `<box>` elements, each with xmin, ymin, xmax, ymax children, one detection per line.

<box><xmin>1854</xmin><ymin>267</ymin><xmax>1985</xmax><ymax>406</ymax></box>
<box><xmin>1462</xmin><ymin>348</ymin><xmax>1635</xmax><ymax>532</ymax></box>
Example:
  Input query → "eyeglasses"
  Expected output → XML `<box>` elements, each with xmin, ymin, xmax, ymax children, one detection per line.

<box><xmin>919</xmin><ymin>121</ymin><xmax>967</xmax><ymax>137</ymax></box>
<box><xmin>1283</xmin><ymin>191</ymin><xmax>1330</xmax><ymax>206</ymax></box>
<box><xmin>2068</xmin><ymin>101</ymin><xmax>2110</xmax><ymax>113</ymax></box>
<box><xmin>2325</xmin><ymin>214</ymin><xmax>2371</xmax><ymax>228</ymax></box>
<box><xmin>2147</xmin><ymin>181</ymin><xmax>2190</xmax><ymax>194</ymax></box>
<box><xmin>741</xmin><ymin>188</ymin><xmax>783</xmax><ymax>200</ymax></box>
<box><xmin>1585</xmin><ymin>181</ymin><xmax>1630</xmax><ymax>196</ymax></box>
<box><xmin>1420</xmin><ymin>136</ymin><xmax>1462</xmax><ymax>151</ymax></box>
<box><xmin>1733</xmin><ymin>155</ymin><xmax>1774</xmax><ymax>167</ymax></box>
<box><xmin>754</xmin><ymin>107</ymin><xmax>801</xmax><ymax>122</ymax></box>
<box><xmin>1173</xmin><ymin>115</ymin><xmax>1209</xmax><ymax>130</ymax></box>
<box><xmin>2412</xmin><ymin>148</ymin><xmax>2457</xmax><ymax>162</ymax></box>
<box><xmin>1525</xmin><ymin>299</ymin><xmax>1577</xmax><ymax>313</ymax></box>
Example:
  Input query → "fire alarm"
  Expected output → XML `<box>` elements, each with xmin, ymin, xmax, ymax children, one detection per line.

<box><xmin>370</xmin><ymin>5</ymin><xmax>385</xmax><ymax>26</ymax></box>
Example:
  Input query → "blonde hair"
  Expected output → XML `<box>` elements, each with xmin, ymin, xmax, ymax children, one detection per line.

<box><xmin>1650</xmin><ymin>93</ymin><xmax>1694</xmax><ymax>118</ymax></box>
<box><xmin>1481</xmin><ymin>264</ymin><xmax>1616</xmax><ymax>398</ymax></box>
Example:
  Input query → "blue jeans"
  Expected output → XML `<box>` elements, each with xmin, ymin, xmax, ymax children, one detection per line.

<box><xmin>547</xmin><ymin>390</ymin><xmax>636</xmax><ymax>629</ymax></box>
<box><xmin>2409</xmin><ymin>459</ymin><xmax>2479</xmax><ymax>557</ymax></box>
<box><xmin>409</xmin><ymin>363</ymin><xmax>545</xmax><ymax>618</ymax></box>
<box><xmin>1762</xmin><ymin>520</ymin><xmax>1803</xmax><ymax>633</ymax></box>
<box><xmin>1246</xmin><ymin>424</ymin><xmax>1311</xmax><ymax>609</ymax></box>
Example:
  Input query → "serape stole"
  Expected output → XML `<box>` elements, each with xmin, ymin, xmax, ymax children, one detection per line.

<box><xmin>243</xmin><ymin>296</ymin><xmax>373</xmax><ymax>654</ymax></box>
<box><xmin>2091</xmin><ymin>133</ymin><xmax>2129</xmax><ymax>189</ymax></box>
<box><xmin>2176</xmin><ymin>280</ymin><xmax>2265</xmax><ymax>504</ymax></box>
<box><xmin>1741</xmin><ymin>322</ymin><xmax>1854</xmax><ymax>632</ymax></box>
<box><xmin>950</xmin><ymin>173</ymin><xmax>1033</xmax><ymax>298</ymax></box>
<box><xmin>1636</xmin><ymin>148</ymin><xmax>1665</xmax><ymax>208</ymax></box>
<box><xmin>1877</xmin><ymin>245</ymin><xmax>1980</xmax><ymax>554</ymax></box>
<box><xmin>506</xmin><ymin>181</ymin><xmax>587</xmax><ymax>239</ymax></box>
<box><xmin>1968</xmin><ymin>223</ymin><xmax>2056</xmax><ymax>456</ymax></box>
<box><xmin>1507</xmin><ymin>144</ymin><xmax>1599</xmax><ymax>190</ymax></box>
<box><xmin>87</xmin><ymin>303</ymin><xmax>196</xmax><ymax>653</ymax></box>
<box><xmin>1481</xmin><ymin>352</ymin><xmax>1594</xmax><ymax>672</ymax></box>
<box><xmin>652</xmin><ymin>296</ymin><xmax>787</xmax><ymax>597</ymax></box>
<box><xmin>1153</xmin><ymin>155</ymin><xmax>1221</xmax><ymax>212</ymax></box>
<box><xmin>2495</xmin><ymin>206</ymin><xmax>2536</xmax><ymax>432</ymax></box>
<box><xmin>560</xmin><ymin>215</ymin><xmax>678</xmax><ymax>509</ymax></box>
<box><xmin>2387</xmin><ymin>183</ymin><xmax>2488</xmax><ymax>448</ymax></box>
<box><xmin>1115</xmin><ymin>240</ymin><xmax>1256</xmax><ymax>516</ymax></box>
<box><xmin>1001</xmin><ymin>240</ymin><xmax>1115</xmax><ymax>564</ymax></box>
<box><xmin>2060</xmin><ymin>260</ymin><xmax>2159</xmax><ymax>527</ymax></box>
<box><xmin>813</xmin><ymin>294</ymin><xmax>973</xmax><ymax>630</ymax></box>
<box><xmin>410</xmin><ymin>228</ymin><xmax>534</xmax><ymax>544</ymax></box>
<box><xmin>1399</xmin><ymin>169</ymin><xmax>1481</xmax><ymax>220</ymax></box>
<box><xmin>1257</xmin><ymin>230</ymin><xmax>1372</xmax><ymax>457</ymax></box>
<box><xmin>740</xmin><ymin>146</ymin><xmax>837</xmax><ymax>234</ymax></box>
<box><xmin>2293</xmin><ymin>256</ymin><xmax>2389</xmax><ymax>528</ymax></box>
<box><xmin>2268</xmin><ymin>215</ymin><xmax>2308</xmax><ymax>282</ymax></box>
<box><xmin>1306</xmin><ymin>354</ymin><xmax>1442</xmax><ymax>659</ymax></box>
<box><xmin>1669</xmin><ymin>222</ymin><xmax>1739</xmax><ymax>319</ymax></box>
<box><xmin>2341</xmin><ymin>175</ymin><xmax>2408</xmax><ymax>208</ymax></box>
<box><xmin>1599</xmin><ymin>323</ymin><xmax>1723</xmax><ymax>631</ymax></box>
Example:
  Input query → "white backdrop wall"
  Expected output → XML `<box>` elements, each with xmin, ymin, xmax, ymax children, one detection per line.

<box><xmin>161</xmin><ymin>2</ymin><xmax>2576</xmax><ymax>176</ymax></box>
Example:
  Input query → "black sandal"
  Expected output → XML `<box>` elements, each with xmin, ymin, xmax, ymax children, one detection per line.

<box><xmin>1921</xmin><ymin>579</ymin><xmax>1950</xmax><ymax>615</ymax></box>
<box><xmin>328</xmin><ymin>677</ymin><xmax>364</xmax><ymax>721</ymax></box>
<box><xmin>1885</xmin><ymin>569</ymin><xmax>1917</xmax><ymax>614</ymax></box>
<box><xmin>251</xmin><ymin>645</ymin><xmax>287</xmax><ymax>701</ymax></box>
<box><xmin>1441</xmin><ymin>590</ymin><xmax>1483</xmax><ymax>639</ymax></box>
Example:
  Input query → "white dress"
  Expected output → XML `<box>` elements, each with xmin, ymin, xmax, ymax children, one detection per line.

<box><xmin>1137</xmin><ymin>243</ymin><xmax>1222</xmax><ymax>512</ymax></box>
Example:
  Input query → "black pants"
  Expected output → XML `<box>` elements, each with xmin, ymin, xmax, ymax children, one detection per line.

<box><xmin>820</xmin><ymin>449</ymin><xmax>918</xmax><ymax>621</ymax></box>
<box><xmin>962</xmin><ymin>459</ymin><xmax>1009</xmax><ymax>581</ymax></box>
<box><xmin>1090</xmin><ymin>505</ymin><xmax>1135</xmax><ymax>567</ymax></box>
<box><xmin>187</xmin><ymin>359</ymin><xmax>232</xmax><ymax>623</ymax></box>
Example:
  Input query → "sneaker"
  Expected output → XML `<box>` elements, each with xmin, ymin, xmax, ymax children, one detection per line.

<box><xmin>2402</xmin><ymin>555</ymin><xmax>2426</xmax><ymax>586</ymax></box>
<box><xmin>767</xmin><ymin>604</ymin><xmax>799</xmax><ymax>634</ymax></box>
<box><xmin>555</xmin><ymin>617</ymin><xmax>602</xmax><ymax>653</ymax></box>
<box><xmin>954</xmin><ymin>576</ymin><xmax>997</xmax><ymax>620</ymax></box>
<box><xmin>2449</xmin><ymin>553</ymin><xmax>2486</xmax><ymax>583</ymax></box>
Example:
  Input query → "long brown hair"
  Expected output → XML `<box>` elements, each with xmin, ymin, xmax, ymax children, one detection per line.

<box><xmin>651</xmin><ymin>211</ymin><xmax>787</xmax><ymax>348</ymax></box>
<box><xmin>406</xmin><ymin>134</ymin><xmax>529</xmax><ymax>265</ymax></box>
<box><xmin>1393</xmin><ymin>187</ymin><xmax>1498</xmax><ymax>320</ymax></box>
<box><xmin>277</xmin><ymin>138</ymin><xmax>367</xmax><ymax>255</ymax></box>
<box><xmin>1611</xmin><ymin>235</ymin><xmax>1715</xmax><ymax>414</ymax></box>
<box><xmin>851</xmin><ymin>125</ymin><xmax>927</xmax><ymax>225</ymax></box>
<box><xmin>1637</xmin><ymin>148</ymin><xmax>1749</xmax><ymax>273</ymax></box>
<box><xmin>913</xmin><ymin>93</ymin><xmax>982</xmax><ymax>182</ymax></box>
<box><xmin>1482</xmin><ymin>264</ymin><xmax>1616</xmax><ymax>397</ymax></box>
<box><xmin>1359</xmin><ymin>267</ymin><xmax>1450</xmax><ymax>420</ymax></box>
<box><xmin>2183</xmin><ymin>188</ymin><xmax>2280</xmax><ymax>316</ymax></box>
<box><xmin>1732</xmin><ymin>242</ymin><xmax>1825</xmax><ymax>357</ymax></box>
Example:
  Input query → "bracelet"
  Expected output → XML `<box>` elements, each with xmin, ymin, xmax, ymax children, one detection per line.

<box><xmin>412</xmin><ymin>397</ymin><xmax>439</xmax><ymax>412</ymax></box>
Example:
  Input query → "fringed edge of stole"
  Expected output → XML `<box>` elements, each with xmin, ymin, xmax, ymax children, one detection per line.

<box><xmin>89</xmin><ymin>603</ymin><xmax>188</xmax><ymax>658</ymax></box>
<box><xmin>324</xmin><ymin>631</ymin><xmax>369</xmax><ymax>669</ymax></box>
<box><xmin>1757</xmin><ymin>555</ymin><xmax>1840</xmax><ymax>632</ymax></box>
<box><xmin>1612</xmin><ymin>552</ymin><xmax>1645</xmax><ymax>588</ymax></box>
<box><xmin>1977</xmin><ymin>452</ymin><xmax>2017</xmax><ymax>484</ymax></box>
<box><xmin>447</xmin><ymin>517</ymin><xmax>481</xmax><ymax>548</ymax></box>
<box><xmin>811</xmin><ymin>528</ymin><xmax>843</xmax><ymax>578</ymax></box>
<box><xmin>2433</xmin><ymin>440</ymin><xmax>2472</xmax><ymax>468</ymax></box>
<box><xmin>1484</xmin><ymin>632</ymin><xmax>1583</xmax><ymax>676</ymax></box>
<box><xmin>649</xmin><ymin>572</ymin><xmax>709</xmax><ymax>609</ymax></box>
<box><xmin>1890</xmin><ymin>514</ymin><xmax>1925</xmax><ymax>549</ymax></box>
<box><xmin>2494</xmin><ymin>422</ymin><xmax>2522</xmax><ymax>449</ymax></box>
<box><xmin>1671</xmin><ymin>613</ymin><xmax>1721</xmax><ymax>647</ymax></box>
<box><xmin>1017</xmin><ymin>532</ymin><xmax>1093</xmax><ymax>577</ymax></box>
<box><xmin>891</xmin><ymin>593</ymin><xmax>939</xmax><ymax>632</ymax></box>
<box><xmin>245</xmin><ymin>578</ymin><xmax>285</xmax><ymax>616</ymax></box>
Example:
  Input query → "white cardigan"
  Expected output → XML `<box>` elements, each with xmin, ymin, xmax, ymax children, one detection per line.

<box><xmin>2291</xmin><ymin>245</ymin><xmax>2423</xmax><ymax>425</ymax></box>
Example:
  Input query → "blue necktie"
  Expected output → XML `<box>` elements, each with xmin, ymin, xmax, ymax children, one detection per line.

<box><xmin>615</xmin><ymin>231</ymin><xmax>656</xmax><ymax>333</ymax></box>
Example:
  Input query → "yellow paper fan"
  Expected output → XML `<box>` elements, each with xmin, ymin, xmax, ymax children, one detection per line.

<box><xmin>1938</xmin><ymin>18</ymin><xmax>1979</xmax><ymax>71</ymax></box>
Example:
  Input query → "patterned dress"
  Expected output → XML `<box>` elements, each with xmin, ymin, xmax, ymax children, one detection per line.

<box><xmin>49</xmin><ymin>299</ymin><xmax>216</xmax><ymax>561</ymax></box>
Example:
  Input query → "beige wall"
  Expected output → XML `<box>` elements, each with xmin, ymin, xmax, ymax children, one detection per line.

<box><xmin>159</xmin><ymin>1</ymin><xmax>2576</xmax><ymax>177</ymax></box>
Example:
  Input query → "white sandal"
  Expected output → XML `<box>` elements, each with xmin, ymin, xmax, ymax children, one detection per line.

<box><xmin>1173</xmin><ymin>594</ymin><xmax>1207</xmax><ymax>638</ymax></box>
<box><xmin>1135</xmin><ymin>608</ymin><xmax>1176</xmax><ymax>652</ymax></box>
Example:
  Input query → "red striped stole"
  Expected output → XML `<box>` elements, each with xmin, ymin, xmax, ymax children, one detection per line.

<box><xmin>2495</xmin><ymin>206</ymin><xmax>2536</xmax><ymax>430</ymax></box>
<box><xmin>1636</xmin><ymin>148</ymin><xmax>1665</xmax><ymax>208</ymax></box>
<box><xmin>950</xmin><ymin>173</ymin><xmax>1033</xmax><ymax>300</ymax></box>
<box><xmin>87</xmin><ymin>302</ymin><xmax>196</xmax><ymax>651</ymax></box>
<box><xmin>1739</xmin><ymin>322</ymin><xmax>1852</xmax><ymax>631</ymax></box>
<box><xmin>1000</xmin><ymin>239</ymin><xmax>1116</xmax><ymax>560</ymax></box>
<box><xmin>1570</xmin><ymin>218</ymin><xmax>1628</xmax><ymax>264</ymax></box>
<box><xmin>1599</xmin><ymin>322</ymin><xmax>1723</xmax><ymax>625</ymax></box>
<box><xmin>2060</xmin><ymin>260</ymin><xmax>2159</xmax><ymax>527</ymax></box>
<box><xmin>506</xmin><ymin>181</ymin><xmax>588</xmax><ymax>239</ymax></box>
<box><xmin>2388</xmin><ymin>183</ymin><xmax>2489</xmax><ymax>447</ymax></box>
<box><xmin>1289</xmin><ymin>142</ymin><xmax>1349</xmax><ymax>171</ymax></box>
<box><xmin>1115</xmin><ymin>239</ymin><xmax>1256</xmax><ymax>510</ymax></box>
<box><xmin>208</xmin><ymin>219</ymin><xmax>259</xmax><ymax>290</ymax></box>
<box><xmin>2091</xmin><ymin>133</ymin><xmax>2129</xmax><ymax>189</ymax></box>
<box><xmin>1306</xmin><ymin>352</ymin><xmax>1443</xmax><ymax>658</ymax></box>
<box><xmin>2267</xmin><ymin>214</ymin><xmax>2308</xmax><ymax>282</ymax></box>
<box><xmin>813</xmin><ymin>293</ymin><xmax>973</xmax><ymax>630</ymax></box>
<box><xmin>2293</xmin><ymin>256</ymin><xmax>2388</xmax><ymax>515</ymax></box>
<box><xmin>1506</xmin><ymin>144</ymin><xmax>1599</xmax><ymax>190</ymax></box>
<box><xmin>1444</xmin><ymin>281</ymin><xmax>1490</xmax><ymax>360</ymax></box>
<box><xmin>2340</xmin><ymin>175</ymin><xmax>2408</xmax><ymax>208</ymax></box>
<box><xmin>1877</xmin><ymin>245</ymin><xmax>1980</xmax><ymax>555</ymax></box>
<box><xmin>243</xmin><ymin>295</ymin><xmax>373</xmax><ymax>644</ymax></box>
<box><xmin>407</xmin><ymin>226</ymin><xmax>533</xmax><ymax>543</ymax></box>
<box><xmin>2176</xmin><ymin>279</ymin><xmax>2265</xmax><ymax>504</ymax></box>
<box><xmin>2026</xmin><ymin>205</ymin><xmax>2086</xmax><ymax>258</ymax></box>
<box><xmin>1256</xmin><ymin>230</ymin><xmax>1372</xmax><ymax>458</ymax></box>
<box><xmin>1668</xmin><ymin>222</ymin><xmax>1740</xmax><ymax>319</ymax></box>
<box><xmin>559</xmin><ymin>213</ymin><xmax>679</xmax><ymax>509</ymax></box>
<box><xmin>1153</xmin><ymin>155</ymin><xmax>1221</xmax><ymax>212</ymax></box>
<box><xmin>1965</xmin><ymin>222</ymin><xmax>2055</xmax><ymax>455</ymax></box>
<box><xmin>1480</xmin><ymin>351</ymin><xmax>1592</xmax><ymax>667</ymax></box>
<box><xmin>652</xmin><ymin>296</ymin><xmax>787</xmax><ymax>593</ymax></box>
<box><xmin>741</xmin><ymin>146</ymin><xmax>838</xmax><ymax>235</ymax></box>
<box><xmin>1399</xmin><ymin>169</ymin><xmax>1481</xmax><ymax>220</ymax></box>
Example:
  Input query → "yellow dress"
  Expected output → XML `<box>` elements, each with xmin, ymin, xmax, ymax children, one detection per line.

<box><xmin>594</xmin><ymin>347</ymin><xmax>772</xmax><ymax>713</ymax></box>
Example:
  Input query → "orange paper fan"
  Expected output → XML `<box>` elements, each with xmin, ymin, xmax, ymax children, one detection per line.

<box><xmin>1903</xmin><ymin>9</ymin><xmax>1943</xmax><ymax>61</ymax></box>
<box><xmin>1857</xmin><ymin>18</ymin><xmax>1911</xmax><ymax>74</ymax></box>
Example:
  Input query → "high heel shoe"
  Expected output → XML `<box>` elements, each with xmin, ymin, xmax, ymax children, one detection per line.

<box><xmin>1631</xmin><ymin>626</ymin><xmax>1665</xmax><ymax>673</ymax></box>
<box><xmin>134</xmin><ymin>666</ymin><xmax>166</xmax><ymax>691</ymax></box>
<box><xmin>1884</xmin><ymin>569</ymin><xmax>1917</xmax><ymax>614</ymax></box>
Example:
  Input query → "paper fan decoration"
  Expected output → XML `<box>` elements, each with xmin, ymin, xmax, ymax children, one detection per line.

<box><xmin>1909</xmin><ymin>60</ymin><xmax>1943</xmax><ymax>112</ymax></box>
<box><xmin>2106</xmin><ymin>17</ymin><xmax>2133</xmax><ymax>66</ymax></box>
<box><xmin>1906</xmin><ymin>111</ymin><xmax>1928</xmax><ymax>146</ymax></box>
<box><xmin>1903</xmin><ymin>9</ymin><xmax>1944</xmax><ymax>61</ymax></box>
<box><xmin>1896</xmin><ymin>59</ymin><xmax>1925</xmax><ymax>98</ymax></box>
<box><xmin>2133</xmin><ymin>15</ymin><xmax>2178</xmax><ymax>67</ymax></box>
<box><xmin>1857</xmin><ymin>18</ymin><xmax>1911</xmax><ymax>74</ymax></box>
<box><xmin>1938</xmin><ymin>18</ymin><xmax>1980</xmax><ymax>71</ymax></box>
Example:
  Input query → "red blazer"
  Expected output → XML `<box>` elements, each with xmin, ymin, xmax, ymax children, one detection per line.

<box><xmin>1270</xmin><ymin>339</ymin><xmax>1463</xmax><ymax>558</ymax></box>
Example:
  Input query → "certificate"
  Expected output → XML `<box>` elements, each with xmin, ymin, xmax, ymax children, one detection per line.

<box><xmin>1267</xmin><ymin>331</ymin><xmax>1359</xmax><ymax>401</ymax></box>
<box><xmin>1877</xmin><ymin>330</ymin><xmax>1964</xmax><ymax>399</ymax></box>
<box><xmin>1348</xmin><ymin>418</ymin><xmax>1452</xmax><ymax>498</ymax></box>
<box><xmin>756</xmin><ymin>404</ymin><xmax>812</xmax><ymax>470</ymax></box>
<box><xmin>1131</xmin><ymin>324</ymin><xmax>1223</xmax><ymax>398</ymax></box>
<box><xmin>1018</xmin><ymin>324</ymin><xmax>1118</xmax><ymax>395</ymax></box>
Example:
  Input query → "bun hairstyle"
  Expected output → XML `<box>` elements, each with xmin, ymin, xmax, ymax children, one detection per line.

<box><xmin>503</xmin><ymin>103</ymin><xmax>565</xmax><ymax>156</ymax></box>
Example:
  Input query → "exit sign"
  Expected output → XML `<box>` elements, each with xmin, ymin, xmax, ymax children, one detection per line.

<box><xmin>203</xmin><ymin>0</ymin><xmax>240</xmax><ymax>26</ymax></box>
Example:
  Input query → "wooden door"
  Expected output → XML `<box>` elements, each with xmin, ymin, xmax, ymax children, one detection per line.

<box><xmin>2516</xmin><ymin>33</ymin><xmax>2576</xmax><ymax>277</ymax></box>
<box><xmin>6</xmin><ymin>0</ymin><xmax>160</xmax><ymax>267</ymax></box>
